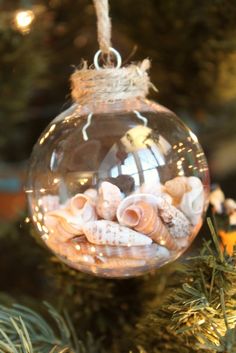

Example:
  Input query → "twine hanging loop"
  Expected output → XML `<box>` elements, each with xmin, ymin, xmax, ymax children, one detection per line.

<box><xmin>70</xmin><ymin>0</ymin><xmax>156</xmax><ymax>105</ymax></box>
<box><xmin>93</xmin><ymin>0</ymin><xmax>111</xmax><ymax>55</ymax></box>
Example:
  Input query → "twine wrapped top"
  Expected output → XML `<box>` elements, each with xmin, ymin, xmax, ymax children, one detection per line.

<box><xmin>70</xmin><ymin>0</ymin><xmax>156</xmax><ymax>105</ymax></box>
<box><xmin>71</xmin><ymin>59</ymin><xmax>154</xmax><ymax>105</ymax></box>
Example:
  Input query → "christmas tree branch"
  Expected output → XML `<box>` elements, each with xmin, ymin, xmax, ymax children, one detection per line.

<box><xmin>0</xmin><ymin>302</ymin><xmax>100</xmax><ymax>353</ymax></box>
<box><xmin>135</xmin><ymin>218</ymin><xmax>236</xmax><ymax>353</ymax></box>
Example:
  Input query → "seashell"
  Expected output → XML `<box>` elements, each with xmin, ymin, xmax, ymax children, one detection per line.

<box><xmin>157</xmin><ymin>197</ymin><xmax>192</xmax><ymax>238</ymax></box>
<box><xmin>83</xmin><ymin>220</ymin><xmax>152</xmax><ymax>246</ymax></box>
<box><xmin>44</xmin><ymin>213</ymin><xmax>79</xmax><ymax>242</ymax></box>
<box><xmin>164</xmin><ymin>176</ymin><xmax>190</xmax><ymax>204</ymax></box>
<box><xmin>179</xmin><ymin>176</ymin><xmax>204</xmax><ymax>226</ymax></box>
<box><xmin>136</xmin><ymin>181</ymin><xmax>165</xmax><ymax>197</ymax></box>
<box><xmin>72</xmin><ymin>236</ymin><xmax>165</xmax><ymax>260</ymax></box>
<box><xmin>69</xmin><ymin>193</ymin><xmax>97</xmax><ymax>223</ymax></box>
<box><xmin>47</xmin><ymin>239</ymin><xmax>95</xmax><ymax>264</ymax></box>
<box><xmin>96</xmin><ymin>181</ymin><xmax>123</xmax><ymax>220</ymax></box>
<box><xmin>119</xmin><ymin>200</ymin><xmax>179</xmax><ymax>250</ymax></box>
<box><xmin>117</xmin><ymin>193</ymin><xmax>160</xmax><ymax>225</ymax></box>
<box><xmin>84</xmin><ymin>188</ymin><xmax>98</xmax><ymax>205</ymax></box>
<box><xmin>45</xmin><ymin>193</ymin><xmax>97</xmax><ymax>236</ymax></box>
<box><xmin>45</xmin><ymin>208</ymin><xmax>84</xmax><ymax>235</ymax></box>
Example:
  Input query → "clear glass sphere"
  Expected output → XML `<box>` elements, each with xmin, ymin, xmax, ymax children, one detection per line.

<box><xmin>27</xmin><ymin>98</ymin><xmax>210</xmax><ymax>278</ymax></box>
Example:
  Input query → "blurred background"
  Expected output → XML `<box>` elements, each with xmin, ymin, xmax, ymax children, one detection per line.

<box><xmin>0</xmin><ymin>0</ymin><xmax>236</xmax><ymax>221</ymax></box>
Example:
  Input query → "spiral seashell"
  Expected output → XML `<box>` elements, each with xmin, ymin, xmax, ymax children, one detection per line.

<box><xmin>72</xmin><ymin>236</ymin><xmax>167</xmax><ymax>260</ymax></box>
<box><xmin>83</xmin><ymin>220</ymin><xmax>152</xmax><ymax>246</ymax></box>
<box><xmin>164</xmin><ymin>176</ymin><xmax>190</xmax><ymax>204</ymax></box>
<box><xmin>96</xmin><ymin>181</ymin><xmax>123</xmax><ymax>220</ymax></box>
<box><xmin>69</xmin><ymin>193</ymin><xmax>97</xmax><ymax>223</ymax></box>
<box><xmin>157</xmin><ymin>197</ymin><xmax>191</xmax><ymax>238</ymax></box>
<box><xmin>117</xmin><ymin>193</ymin><xmax>160</xmax><ymax>225</ymax></box>
<box><xmin>179</xmin><ymin>176</ymin><xmax>204</xmax><ymax>226</ymax></box>
<box><xmin>118</xmin><ymin>200</ymin><xmax>178</xmax><ymax>250</ymax></box>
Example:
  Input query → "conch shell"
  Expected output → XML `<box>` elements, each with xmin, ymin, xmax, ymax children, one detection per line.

<box><xmin>118</xmin><ymin>199</ymin><xmax>178</xmax><ymax>250</ymax></box>
<box><xmin>179</xmin><ymin>176</ymin><xmax>204</xmax><ymax>226</ymax></box>
<box><xmin>164</xmin><ymin>176</ymin><xmax>190</xmax><ymax>204</ymax></box>
<box><xmin>96</xmin><ymin>181</ymin><xmax>122</xmax><ymax>220</ymax></box>
<box><xmin>157</xmin><ymin>197</ymin><xmax>191</xmax><ymax>238</ymax></box>
<box><xmin>83</xmin><ymin>220</ymin><xmax>152</xmax><ymax>246</ymax></box>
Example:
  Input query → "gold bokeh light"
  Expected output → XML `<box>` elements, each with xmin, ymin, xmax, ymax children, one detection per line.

<box><xmin>15</xmin><ymin>10</ymin><xmax>35</xmax><ymax>33</ymax></box>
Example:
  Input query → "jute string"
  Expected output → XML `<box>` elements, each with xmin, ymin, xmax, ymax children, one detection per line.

<box><xmin>93</xmin><ymin>0</ymin><xmax>111</xmax><ymax>55</ymax></box>
<box><xmin>70</xmin><ymin>0</ymin><xmax>155</xmax><ymax>104</ymax></box>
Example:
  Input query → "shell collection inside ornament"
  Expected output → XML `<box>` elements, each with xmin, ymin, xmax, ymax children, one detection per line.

<box><xmin>27</xmin><ymin>98</ymin><xmax>210</xmax><ymax>277</ymax></box>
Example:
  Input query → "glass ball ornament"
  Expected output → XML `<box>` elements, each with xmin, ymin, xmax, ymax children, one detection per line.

<box><xmin>27</xmin><ymin>98</ymin><xmax>210</xmax><ymax>278</ymax></box>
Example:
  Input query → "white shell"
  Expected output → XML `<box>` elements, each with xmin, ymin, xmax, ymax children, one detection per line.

<box><xmin>136</xmin><ymin>181</ymin><xmax>163</xmax><ymax>195</ymax></box>
<box><xmin>96</xmin><ymin>181</ymin><xmax>123</xmax><ymax>220</ymax></box>
<box><xmin>156</xmin><ymin>196</ymin><xmax>192</xmax><ymax>238</ymax></box>
<box><xmin>117</xmin><ymin>193</ymin><xmax>160</xmax><ymax>225</ymax></box>
<box><xmin>83</xmin><ymin>220</ymin><xmax>152</xmax><ymax>246</ymax></box>
<box><xmin>69</xmin><ymin>193</ymin><xmax>97</xmax><ymax>222</ymax></box>
<box><xmin>179</xmin><ymin>177</ymin><xmax>204</xmax><ymax>226</ymax></box>
<box><xmin>84</xmin><ymin>188</ymin><xmax>98</xmax><ymax>205</ymax></box>
<box><xmin>135</xmin><ymin>181</ymin><xmax>173</xmax><ymax>203</ymax></box>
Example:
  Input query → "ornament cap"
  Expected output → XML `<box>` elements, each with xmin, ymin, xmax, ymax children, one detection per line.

<box><xmin>71</xmin><ymin>59</ymin><xmax>155</xmax><ymax>105</ymax></box>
